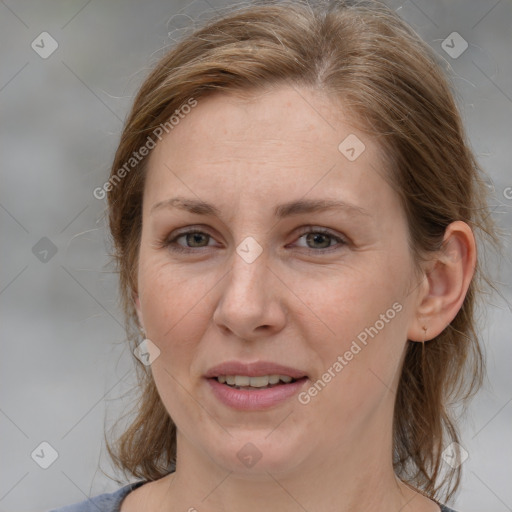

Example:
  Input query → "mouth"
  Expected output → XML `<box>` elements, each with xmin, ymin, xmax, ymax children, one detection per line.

<box><xmin>204</xmin><ymin>361</ymin><xmax>309</xmax><ymax>410</ymax></box>
<box><xmin>213</xmin><ymin>374</ymin><xmax>307</xmax><ymax>390</ymax></box>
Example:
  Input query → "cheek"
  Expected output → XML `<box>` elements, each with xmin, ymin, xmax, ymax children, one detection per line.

<box><xmin>138</xmin><ymin>260</ymin><xmax>215</xmax><ymax>365</ymax></box>
<box><xmin>301</xmin><ymin>297</ymin><xmax>407</xmax><ymax>441</ymax></box>
<box><xmin>139</xmin><ymin>263</ymin><xmax>213</xmax><ymax>428</ymax></box>
<box><xmin>293</xmin><ymin>264</ymin><xmax>404</xmax><ymax>348</ymax></box>
<box><xmin>139</xmin><ymin>258</ymin><xmax>193</xmax><ymax>330</ymax></box>
<box><xmin>296</xmin><ymin>261</ymin><xmax>409</xmax><ymax>403</ymax></box>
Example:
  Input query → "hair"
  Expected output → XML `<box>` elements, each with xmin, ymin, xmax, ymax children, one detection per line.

<box><xmin>104</xmin><ymin>0</ymin><xmax>499</xmax><ymax>503</ymax></box>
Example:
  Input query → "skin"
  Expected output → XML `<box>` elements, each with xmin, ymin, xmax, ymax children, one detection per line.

<box><xmin>122</xmin><ymin>84</ymin><xmax>476</xmax><ymax>512</ymax></box>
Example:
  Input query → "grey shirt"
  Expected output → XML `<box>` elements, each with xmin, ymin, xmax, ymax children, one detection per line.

<box><xmin>48</xmin><ymin>480</ymin><xmax>459</xmax><ymax>512</ymax></box>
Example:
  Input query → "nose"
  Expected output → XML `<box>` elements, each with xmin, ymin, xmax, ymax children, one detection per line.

<box><xmin>212</xmin><ymin>248</ymin><xmax>287</xmax><ymax>341</ymax></box>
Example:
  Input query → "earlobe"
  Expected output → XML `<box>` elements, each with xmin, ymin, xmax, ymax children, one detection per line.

<box><xmin>408</xmin><ymin>221</ymin><xmax>476</xmax><ymax>342</ymax></box>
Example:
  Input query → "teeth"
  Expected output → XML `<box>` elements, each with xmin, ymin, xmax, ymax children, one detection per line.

<box><xmin>215</xmin><ymin>375</ymin><xmax>297</xmax><ymax>387</ymax></box>
<box><xmin>245</xmin><ymin>376</ymin><xmax>268</xmax><ymax>387</ymax></box>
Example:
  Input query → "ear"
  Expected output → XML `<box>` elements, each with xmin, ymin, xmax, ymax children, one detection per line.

<box><xmin>408</xmin><ymin>221</ymin><xmax>477</xmax><ymax>342</ymax></box>
<box><xmin>132</xmin><ymin>289</ymin><xmax>145</xmax><ymax>332</ymax></box>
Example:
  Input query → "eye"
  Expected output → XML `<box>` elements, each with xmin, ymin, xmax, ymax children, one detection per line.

<box><xmin>162</xmin><ymin>229</ymin><xmax>216</xmax><ymax>253</ymax></box>
<box><xmin>158</xmin><ymin>226</ymin><xmax>348</xmax><ymax>254</ymax></box>
<box><xmin>292</xmin><ymin>227</ymin><xmax>347</xmax><ymax>253</ymax></box>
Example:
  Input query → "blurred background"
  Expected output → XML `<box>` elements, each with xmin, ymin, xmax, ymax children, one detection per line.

<box><xmin>0</xmin><ymin>0</ymin><xmax>510</xmax><ymax>511</ymax></box>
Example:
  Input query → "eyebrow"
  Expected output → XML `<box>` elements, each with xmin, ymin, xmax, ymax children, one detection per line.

<box><xmin>150</xmin><ymin>196</ymin><xmax>370</xmax><ymax>219</ymax></box>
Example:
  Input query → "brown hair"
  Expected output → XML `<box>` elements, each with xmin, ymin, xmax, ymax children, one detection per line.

<box><xmin>105</xmin><ymin>0</ymin><xmax>498</xmax><ymax>502</ymax></box>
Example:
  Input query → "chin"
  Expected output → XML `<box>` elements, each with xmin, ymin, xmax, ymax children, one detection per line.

<box><xmin>203</xmin><ymin>429</ymin><xmax>308</xmax><ymax>477</ymax></box>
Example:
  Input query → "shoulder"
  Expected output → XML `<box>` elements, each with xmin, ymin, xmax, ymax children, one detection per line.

<box><xmin>47</xmin><ymin>481</ymin><xmax>146</xmax><ymax>512</ymax></box>
<box><xmin>440</xmin><ymin>505</ymin><xmax>459</xmax><ymax>512</ymax></box>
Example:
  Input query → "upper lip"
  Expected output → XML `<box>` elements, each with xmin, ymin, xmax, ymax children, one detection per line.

<box><xmin>204</xmin><ymin>361</ymin><xmax>308</xmax><ymax>379</ymax></box>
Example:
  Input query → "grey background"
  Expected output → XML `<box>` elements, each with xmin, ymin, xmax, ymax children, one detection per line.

<box><xmin>0</xmin><ymin>0</ymin><xmax>511</xmax><ymax>511</ymax></box>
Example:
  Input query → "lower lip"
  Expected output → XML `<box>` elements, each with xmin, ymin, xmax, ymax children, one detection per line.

<box><xmin>206</xmin><ymin>377</ymin><xmax>308</xmax><ymax>410</ymax></box>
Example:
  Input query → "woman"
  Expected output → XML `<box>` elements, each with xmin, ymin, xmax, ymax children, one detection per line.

<box><xmin>51</xmin><ymin>0</ymin><xmax>498</xmax><ymax>510</ymax></box>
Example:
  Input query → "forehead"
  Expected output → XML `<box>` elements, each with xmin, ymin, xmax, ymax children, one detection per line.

<box><xmin>143</xmin><ymin>85</ymin><xmax>397</xmax><ymax>219</ymax></box>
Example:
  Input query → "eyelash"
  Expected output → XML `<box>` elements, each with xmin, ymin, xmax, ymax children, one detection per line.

<box><xmin>158</xmin><ymin>226</ymin><xmax>348</xmax><ymax>254</ymax></box>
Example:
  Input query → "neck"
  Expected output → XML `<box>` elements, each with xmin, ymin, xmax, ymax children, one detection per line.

<box><xmin>154</xmin><ymin>421</ymin><xmax>437</xmax><ymax>512</ymax></box>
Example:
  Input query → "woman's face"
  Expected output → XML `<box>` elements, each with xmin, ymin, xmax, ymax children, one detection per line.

<box><xmin>135</xmin><ymin>85</ymin><xmax>422</xmax><ymax>476</ymax></box>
